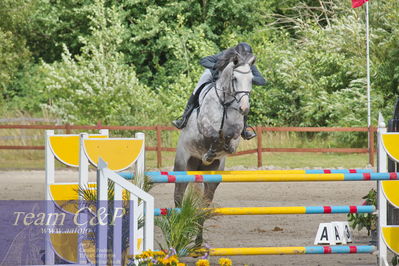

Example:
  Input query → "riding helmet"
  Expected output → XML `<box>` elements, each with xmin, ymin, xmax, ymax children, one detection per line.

<box><xmin>238</xmin><ymin>42</ymin><xmax>253</xmax><ymax>53</ymax></box>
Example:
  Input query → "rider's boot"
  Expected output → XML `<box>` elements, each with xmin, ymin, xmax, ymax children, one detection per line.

<box><xmin>241</xmin><ymin>115</ymin><xmax>256</xmax><ymax>140</ymax></box>
<box><xmin>172</xmin><ymin>94</ymin><xmax>197</xmax><ymax>129</ymax></box>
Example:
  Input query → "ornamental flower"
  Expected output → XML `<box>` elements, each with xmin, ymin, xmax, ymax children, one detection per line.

<box><xmin>168</xmin><ymin>255</ymin><xmax>178</xmax><ymax>263</ymax></box>
<box><xmin>153</xmin><ymin>250</ymin><xmax>166</xmax><ymax>256</ymax></box>
<box><xmin>135</xmin><ymin>251</ymin><xmax>152</xmax><ymax>260</ymax></box>
<box><xmin>156</xmin><ymin>256</ymin><xmax>178</xmax><ymax>266</ymax></box>
<box><xmin>196</xmin><ymin>259</ymin><xmax>210</xmax><ymax>266</ymax></box>
<box><xmin>218</xmin><ymin>258</ymin><xmax>232</xmax><ymax>266</ymax></box>
<box><xmin>141</xmin><ymin>251</ymin><xmax>153</xmax><ymax>258</ymax></box>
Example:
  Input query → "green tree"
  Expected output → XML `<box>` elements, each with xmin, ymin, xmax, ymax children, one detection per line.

<box><xmin>0</xmin><ymin>0</ymin><xmax>91</xmax><ymax>63</ymax></box>
<box><xmin>1</xmin><ymin>0</ymin><xmax>399</xmax><ymax>131</ymax></box>
<box><xmin>0</xmin><ymin>29</ymin><xmax>31</xmax><ymax>104</ymax></box>
<box><xmin>37</xmin><ymin>0</ymin><xmax>164</xmax><ymax>125</ymax></box>
<box><xmin>245</xmin><ymin>0</ymin><xmax>398</xmax><ymax>131</ymax></box>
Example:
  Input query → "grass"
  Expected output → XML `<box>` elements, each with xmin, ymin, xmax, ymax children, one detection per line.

<box><xmin>145</xmin><ymin>131</ymin><xmax>373</xmax><ymax>170</ymax></box>
<box><xmin>148</xmin><ymin>151</ymin><xmax>371</xmax><ymax>170</ymax></box>
<box><xmin>0</xmin><ymin>126</ymin><xmax>373</xmax><ymax>170</ymax></box>
<box><xmin>229</xmin><ymin>152</ymin><xmax>370</xmax><ymax>169</ymax></box>
<box><xmin>0</xmin><ymin>149</ymin><xmax>372</xmax><ymax>170</ymax></box>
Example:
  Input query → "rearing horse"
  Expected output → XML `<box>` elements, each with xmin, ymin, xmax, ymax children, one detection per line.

<box><xmin>173</xmin><ymin>53</ymin><xmax>255</xmax><ymax>210</ymax></box>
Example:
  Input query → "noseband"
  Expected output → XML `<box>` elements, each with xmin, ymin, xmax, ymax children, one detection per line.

<box><xmin>214</xmin><ymin>66</ymin><xmax>251</xmax><ymax>106</ymax></box>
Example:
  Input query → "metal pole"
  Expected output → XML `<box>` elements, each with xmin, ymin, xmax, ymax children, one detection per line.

<box><xmin>366</xmin><ymin>2</ymin><xmax>372</xmax><ymax>158</ymax></box>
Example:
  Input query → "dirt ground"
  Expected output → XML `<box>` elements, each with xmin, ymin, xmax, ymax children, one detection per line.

<box><xmin>0</xmin><ymin>168</ymin><xmax>378</xmax><ymax>266</ymax></box>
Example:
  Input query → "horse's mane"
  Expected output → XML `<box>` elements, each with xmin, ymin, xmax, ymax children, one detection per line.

<box><xmin>215</xmin><ymin>49</ymin><xmax>253</xmax><ymax>93</ymax></box>
<box><xmin>214</xmin><ymin>45</ymin><xmax>253</xmax><ymax>72</ymax></box>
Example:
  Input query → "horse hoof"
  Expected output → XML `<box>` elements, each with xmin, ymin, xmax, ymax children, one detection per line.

<box><xmin>195</xmin><ymin>237</ymin><xmax>204</xmax><ymax>247</ymax></box>
<box><xmin>201</xmin><ymin>154</ymin><xmax>213</xmax><ymax>166</ymax></box>
<box><xmin>202</xmin><ymin>159</ymin><xmax>212</xmax><ymax>166</ymax></box>
<box><xmin>224</xmin><ymin>145</ymin><xmax>235</xmax><ymax>154</ymax></box>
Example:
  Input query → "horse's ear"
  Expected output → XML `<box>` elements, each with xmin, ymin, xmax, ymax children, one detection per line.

<box><xmin>248</xmin><ymin>55</ymin><xmax>256</xmax><ymax>65</ymax></box>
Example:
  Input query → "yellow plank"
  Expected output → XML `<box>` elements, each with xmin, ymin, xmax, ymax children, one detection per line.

<box><xmin>49</xmin><ymin>136</ymin><xmax>80</xmax><ymax>167</ymax></box>
<box><xmin>84</xmin><ymin>139</ymin><xmax>143</xmax><ymax>171</ymax></box>
<box><xmin>49</xmin><ymin>135</ymin><xmax>107</xmax><ymax>167</ymax></box>
<box><xmin>83</xmin><ymin>239</ymin><xmax>96</xmax><ymax>264</ymax></box>
<box><xmin>382</xmin><ymin>181</ymin><xmax>399</xmax><ymax>208</ymax></box>
<box><xmin>382</xmin><ymin>133</ymin><xmax>399</xmax><ymax>163</ymax></box>
<box><xmin>382</xmin><ymin>227</ymin><xmax>399</xmax><ymax>255</ymax></box>
<box><xmin>50</xmin><ymin>233</ymin><xmax>78</xmax><ymax>263</ymax></box>
<box><xmin>50</xmin><ymin>183</ymin><xmax>96</xmax><ymax>213</ymax></box>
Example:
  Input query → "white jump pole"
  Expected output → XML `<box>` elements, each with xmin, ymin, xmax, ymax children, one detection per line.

<box><xmin>45</xmin><ymin>130</ymin><xmax>55</xmax><ymax>265</ymax></box>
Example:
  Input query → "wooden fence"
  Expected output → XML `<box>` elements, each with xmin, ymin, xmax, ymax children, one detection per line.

<box><xmin>0</xmin><ymin>121</ymin><xmax>376</xmax><ymax>168</ymax></box>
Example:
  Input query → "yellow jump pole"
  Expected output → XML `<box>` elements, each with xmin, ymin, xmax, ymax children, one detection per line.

<box><xmin>154</xmin><ymin>205</ymin><xmax>375</xmax><ymax>216</ymax></box>
<box><xmin>145</xmin><ymin>169</ymin><xmax>374</xmax><ymax>176</ymax></box>
<box><xmin>211</xmin><ymin>206</ymin><xmax>375</xmax><ymax>215</ymax></box>
<box><xmin>220</xmin><ymin>173</ymin><xmax>345</xmax><ymax>182</ymax></box>
<box><xmin>194</xmin><ymin>246</ymin><xmax>376</xmax><ymax>256</ymax></box>
<box><xmin>207</xmin><ymin>247</ymin><xmax>306</xmax><ymax>256</ymax></box>
<box><xmin>146</xmin><ymin>172</ymin><xmax>398</xmax><ymax>183</ymax></box>
<box><xmin>212</xmin><ymin>206</ymin><xmax>307</xmax><ymax>215</ymax></box>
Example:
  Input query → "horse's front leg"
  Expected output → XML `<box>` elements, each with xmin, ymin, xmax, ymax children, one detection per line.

<box><xmin>202</xmin><ymin>147</ymin><xmax>216</xmax><ymax>165</ymax></box>
<box><xmin>202</xmin><ymin>136</ymin><xmax>220</xmax><ymax>165</ymax></box>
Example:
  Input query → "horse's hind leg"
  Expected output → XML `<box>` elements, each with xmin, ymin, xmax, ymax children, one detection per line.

<box><xmin>173</xmin><ymin>156</ymin><xmax>201</xmax><ymax>207</ymax></box>
<box><xmin>195</xmin><ymin>158</ymin><xmax>225</xmax><ymax>245</ymax></box>
<box><xmin>203</xmin><ymin>183</ymin><xmax>220</xmax><ymax>205</ymax></box>
<box><xmin>174</xmin><ymin>185</ymin><xmax>187</xmax><ymax>207</ymax></box>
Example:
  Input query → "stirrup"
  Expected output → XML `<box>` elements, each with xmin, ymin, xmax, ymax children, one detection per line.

<box><xmin>241</xmin><ymin>126</ymin><xmax>256</xmax><ymax>140</ymax></box>
<box><xmin>172</xmin><ymin>116</ymin><xmax>187</xmax><ymax>129</ymax></box>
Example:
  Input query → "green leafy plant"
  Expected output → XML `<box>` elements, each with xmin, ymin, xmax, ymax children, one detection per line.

<box><xmin>154</xmin><ymin>185</ymin><xmax>214</xmax><ymax>257</ymax></box>
<box><xmin>347</xmin><ymin>188</ymin><xmax>377</xmax><ymax>235</ymax></box>
<box><xmin>393</xmin><ymin>255</ymin><xmax>399</xmax><ymax>266</ymax></box>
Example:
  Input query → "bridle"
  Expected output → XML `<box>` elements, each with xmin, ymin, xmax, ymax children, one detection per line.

<box><xmin>213</xmin><ymin>64</ymin><xmax>252</xmax><ymax>136</ymax></box>
<box><xmin>229</xmin><ymin>66</ymin><xmax>252</xmax><ymax>103</ymax></box>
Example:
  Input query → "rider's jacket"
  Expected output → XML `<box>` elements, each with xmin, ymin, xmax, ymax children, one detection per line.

<box><xmin>199</xmin><ymin>51</ymin><xmax>267</xmax><ymax>86</ymax></box>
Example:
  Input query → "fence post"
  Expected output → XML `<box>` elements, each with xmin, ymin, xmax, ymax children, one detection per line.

<box><xmin>257</xmin><ymin>126</ymin><xmax>263</xmax><ymax>168</ymax></box>
<box><xmin>97</xmin><ymin>120</ymin><xmax>102</xmax><ymax>130</ymax></box>
<box><xmin>156</xmin><ymin>125</ymin><xmax>162</xmax><ymax>168</ymax></box>
<box><xmin>369</xmin><ymin>126</ymin><xmax>375</xmax><ymax>166</ymax></box>
<box><xmin>65</xmin><ymin>123</ymin><xmax>71</xmax><ymax>134</ymax></box>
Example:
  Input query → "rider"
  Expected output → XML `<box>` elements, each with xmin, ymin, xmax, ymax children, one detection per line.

<box><xmin>172</xmin><ymin>42</ymin><xmax>266</xmax><ymax>140</ymax></box>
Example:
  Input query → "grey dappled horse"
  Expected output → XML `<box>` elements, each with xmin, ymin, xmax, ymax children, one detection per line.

<box><xmin>173</xmin><ymin>53</ymin><xmax>255</xmax><ymax>243</ymax></box>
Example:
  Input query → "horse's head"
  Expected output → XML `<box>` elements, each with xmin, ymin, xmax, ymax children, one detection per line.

<box><xmin>217</xmin><ymin>53</ymin><xmax>256</xmax><ymax>116</ymax></box>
